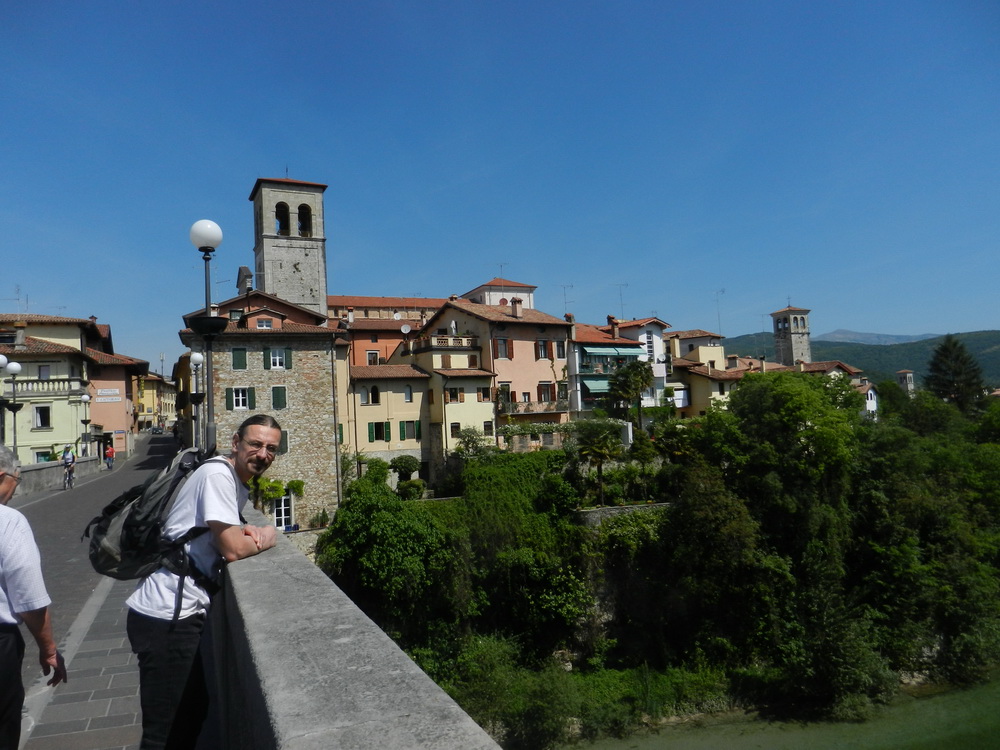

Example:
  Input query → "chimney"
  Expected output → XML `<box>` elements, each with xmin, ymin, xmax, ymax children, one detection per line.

<box><xmin>607</xmin><ymin>315</ymin><xmax>619</xmax><ymax>339</ymax></box>
<box><xmin>449</xmin><ymin>294</ymin><xmax>458</xmax><ymax>301</ymax></box>
<box><xmin>564</xmin><ymin>313</ymin><xmax>576</xmax><ymax>340</ymax></box>
<box><xmin>14</xmin><ymin>320</ymin><xmax>27</xmax><ymax>350</ymax></box>
<box><xmin>511</xmin><ymin>298</ymin><xmax>523</xmax><ymax>319</ymax></box>
<box><xmin>347</xmin><ymin>307</ymin><xmax>354</xmax><ymax>324</ymax></box>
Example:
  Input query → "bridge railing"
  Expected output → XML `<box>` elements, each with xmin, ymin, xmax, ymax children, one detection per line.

<box><xmin>210</xmin><ymin>507</ymin><xmax>501</xmax><ymax>749</ymax></box>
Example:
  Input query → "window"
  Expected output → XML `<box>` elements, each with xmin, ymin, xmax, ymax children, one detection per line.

<box><xmin>368</xmin><ymin>421</ymin><xmax>391</xmax><ymax>442</ymax></box>
<box><xmin>718</xmin><ymin>383</ymin><xmax>726</xmax><ymax>396</ymax></box>
<box><xmin>521</xmin><ymin>392</ymin><xmax>530</xmax><ymax>402</ymax></box>
<box><xmin>360</xmin><ymin>387</ymin><xmax>369</xmax><ymax>405</ymax></box>
<box><xmin>274</xmin><ymin>494</ymin><xmax>292</xmax><ymax>528</ymax></box>
<box><xmin>256</xmin><ymin>318</ymin><xmax>273</xmax><ymax>329</ymax></box>
<box><xmin>441</xmin><ymin>354</ymin><xmax>452</xmax><ymax>368</ymax></box>
<box><xmin>264</xmin><ymin>348</ymin><xmax>291</xmax><ymax>370</ymax></box>
<box><xmin>297</xmin><ymin>204</ymin><xmax>312</xmax><ymax>237</ymax></box>
<box><xmin>494</xmin><ymin>338</ymin><xmax>510</xmax><ymax>359</ymax></box>
<box><xmin>232</xmin><ymin>349</ymin><xmax>247</xmax><ymax>370</ymax></box>
<box><xmin>537</xmin><ymin>382</ymin><xmax>554</xmax><ymax>402</ymax></box>
<box><xmin>275</xmin><ymin>202</ymin><xmax>290</xmax><ymax>235</ymax></box>
<box><xmin>272</xmin><ymin>386</ymin><xmax>287</xmax><ymax>409</ymax></box>
<box><xmin>469</xmin><ymin>354</ymin><xmax>478</xmax><ymax>368</ymax></box>
<box><xmin>536</xmin><ymin>340</ymin><xmax>551</xmax><ymax>359</ymax></box>
<box><xmin>542</xmin><ymin>432</ymin><xmax>555</xmax><ymax>447</ymax></box>
<box><xmin>34</xmin><ymin>405</ymin><xmax>52</xmax><ymax>429</ymax></box>
<box><xmin>557</xmin><ymin>382</ymin><xmax>568</xmax><ymax>400</ymax></box>
<box><xmin>446</xmin><ymin>387</ymin><xmax>463</xmax><ymax>403</ymax></box>
<box><xmin>498</xmin><ymin>383</ymin><xmax>511</xmax><ymax>404</ymax></box>
<box><xmin>38</xmin><ymin>365</ymin><xmax>51</xmax><ymax>380</ymax></box>
<box><xmin>556</xmin><ymin>341</ymin><xmax>566</xmax><ymax>359</ymax></box>
<box><xmin>370</xmin><ymin>334</ymin><xmax>378</xmax><ymax>343</ymax></box>
<box><xmin>370</xmin><ymin>386</ymin><xmax>381</xmax><ymax>405</ymax></box>
<box><xmin>226</xmin><ymin>387</ymin><xmax>256</xmax><ymax>410</ymax></box>
<box><xmin>399</xmin><ymin>420</ymin><xmax>421</xmax><ymax>440</ymax></box>
<box><xmin>645</xmin><ymin>332</ymin><xmax>655</xmax><ymax>359</ymax></box>
<box><xmin>477</xmin><ymin>386</ymin><xmax>491</xmax><ymax>402</ymax></box>
<box><xmin>450</xmin><ymin>423</ymin><xmax>461</xmax><ymax>438</ymax></box>
<box><xmin>229</xmin><ymin>309</ymin><xmax>242</xmax><ymax>321</ymax></box>
<box><xmin>367</xmin><ymin>351</ymin><xmax>379</xmax><ymax>365</ymax></box>
<box><xmin>483</xmin><ymin>421</ymin><xmax>494</xmax><ymax>437</ymax></box>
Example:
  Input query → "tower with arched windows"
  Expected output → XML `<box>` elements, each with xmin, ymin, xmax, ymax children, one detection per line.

<box><xmin>250</xmin><ymin>178</ymin><xmax>329</xmax><ymax>317</ymax></box>
<box><xmin>770</xmin><ymin>306</ymin><xmax>812</xmax><ymax>366</ymax></box>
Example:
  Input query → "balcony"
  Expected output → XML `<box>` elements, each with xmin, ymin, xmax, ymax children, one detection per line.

<box><xmin>3</xmin><ymin>377</ymin><xmax>87</xmax><ymax>398</ymax></box>
<box><xmin>412</xmin><ymin>336</ymin><xmax>479</xmax><ymax>353</ymax></box>
<box><xmin>497</xmin><ymin>398</ymin><xmax>569</xmax><ymax>415</ymax></box>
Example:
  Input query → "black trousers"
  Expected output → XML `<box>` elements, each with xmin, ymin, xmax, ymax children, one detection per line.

<box><xmin>126</xmin><ymin>610</ymin><xmax>209</xmax><ymax>750</ymax></box>
<box><xmin>0</xmin><ymin>624</ymin><xmax>25</xmax><ymax>750</ymax></box>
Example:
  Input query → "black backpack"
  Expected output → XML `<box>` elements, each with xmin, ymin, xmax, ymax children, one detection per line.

<box><xmin>82</xmin><ymin>445</ymin><xmax>233</xmax><ymax>617</ymax></box>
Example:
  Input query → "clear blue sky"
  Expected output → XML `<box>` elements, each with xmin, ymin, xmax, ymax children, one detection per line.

<box><xmin>3</xmin><ymin>1</ymin><xmax>998</xmax><ymax>372</ymax></box>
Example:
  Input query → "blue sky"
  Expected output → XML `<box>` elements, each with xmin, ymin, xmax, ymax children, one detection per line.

<box><xmin>3</xmin><ymin>1</ymin><xmax>998</xmax><ymax>372</ymax></box>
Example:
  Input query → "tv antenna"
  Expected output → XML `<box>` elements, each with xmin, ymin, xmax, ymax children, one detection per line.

<box><xmin>715</xmin><ymin>288</ymin><xmax>725</xmax><ymax>335</ymax></box>
<box><xmin>559</xmin><ymin>284</ymin><xmax>574</xmax><ymax>313</ymax></box>
<box><xmin>613</xmin><ymin>283</ymin><xmax>628</xmax><ymax>320</ymax></box>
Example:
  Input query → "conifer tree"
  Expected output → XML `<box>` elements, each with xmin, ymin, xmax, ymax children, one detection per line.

<box><xmin>925</xmin><ymin>334</ymin><xmax>985</xmax><ymax>414</ymax></box>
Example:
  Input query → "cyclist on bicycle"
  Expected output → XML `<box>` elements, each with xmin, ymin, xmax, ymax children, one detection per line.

<box><xmin>60</xmin><ymin>444</ymin><xmax>76</xmax><ymax>488</ymax></box>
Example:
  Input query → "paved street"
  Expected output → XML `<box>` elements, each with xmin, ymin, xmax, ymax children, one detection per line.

<box><xmin>12</xmin><ymin>435</ymin><xmax>178</xmax><ymax>750</ymax></box>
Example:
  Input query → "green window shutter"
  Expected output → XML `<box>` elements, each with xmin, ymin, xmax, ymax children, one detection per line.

<box><xmin>338</xmin><ymin>423</ymin><xmax>343</xmax><ymax>443</ymax></box>
<box><xmin>368</xmin><ymin>422</ymin><xmax>375</xmax><ymax>443</ymax></box>
<box><xmin>279</xmin><ymin>430</ymin><xmax>288</xmax><ymax>455</ymax></box>
<box><xmin>284</xmin><ymin>349</ymin><xmax>293</xmax><ymax>369</ymax></box>
<box><xmin>233</xmin><ymin>349</ymin><xmax>247</xmax><ymax>370</ymax></box>
<box><xmin>263</xmin><ymin>348</ymin><xmax>272</xmax><ymax>370</ymax></box>
<box><xmin>273</xmin><ymin>386</ymin><xmax>287</xmax><ymax>409</ymax></box>
<box><xmin>384</xmin><ymin>421</ymin><xmax>391</xmax><ymax>442</ymax></box>
<box><xmin>226</xmin><ymin>388</ymin><xmax>234</xmax><ymax>410</ymax></box>
<box><xmin>248</xmin><ymin>387</ymin><xmax>256</xmax><ymax>409</ymax></box>
<box><xmin>399</xmin><ymin>421</ymin><xmax>406</xmax><ymax>440</ymax></box>
<box><xmin>415</xmin><ymin>421</ymin><xmax>421</xmax><ymax>440</ymax></box>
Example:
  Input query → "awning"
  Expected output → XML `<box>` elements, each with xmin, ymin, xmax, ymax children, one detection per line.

<box><xmin>581</xmin><ymin>376</ymin><xmax>610</xmax><ymax>394</ymax></box>
<box><xmin>582</xmin><ymin>345</ymin><xmax>638</xmax><ymax>357</ymax></box>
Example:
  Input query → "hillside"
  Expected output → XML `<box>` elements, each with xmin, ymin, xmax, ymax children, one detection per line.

<box><xmin>721</xmin><ymin>330</ymin><xmax>1000</xmax><ymax>386</ymax></box>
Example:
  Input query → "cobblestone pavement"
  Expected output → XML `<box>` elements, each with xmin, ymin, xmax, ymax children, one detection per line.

<box><xmin>13</xmin><ymin>436</ymin><xmax>177</xmax><ymax>750</ymax></box>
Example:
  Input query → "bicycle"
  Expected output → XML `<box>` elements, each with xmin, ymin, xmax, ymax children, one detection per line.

<box><xmin>63</xmin><ymin>465</ymin><xmax>75</xmax><ymax>490</ymax></box>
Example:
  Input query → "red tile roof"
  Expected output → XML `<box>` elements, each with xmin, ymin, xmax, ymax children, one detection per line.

<box><xmin>601</xmin><ymin>317</ymin><xmax>671</xmax><ymax>330</ymax></box>
<box><xmin>349</xmin><ymin>364</ymin><xmax>431</xmax><ymax>380</ymax></box>
<box><xmin>329</xmin><ymin>295</ymin><xmax>448</xmax><ymax>309</ymax></box>
<box><xmin>434</xmin><ymin>368</ymin><xmax>496</xmax><ymax>378</ymax></box>
<box><xmin>466</xmin><ymin>277</ymin><xmax>536</xmax><ymax>290</ymax></box>
<box><xmin>438</xmin><ymin>299</ymin><xmax>569</xmax><ymax>327</ymax></box>
<box><xmin>572</xmin><ymin>323</ymin><xmax>644</xmax><ymax>346</ymax></box>
<box><xmin>337</xmin><ymin>318</ymin><xmax>417</xmax><ymax>332</ymax></box>
<box><xmin>0</xmin><ymin>337</ymin><xmax>82</xmax><ymax>357</ymax></box>
<box><xmin>667</xmin><ymin>329</ymin><xmax>723</xmax><ymax>340</ymax></box>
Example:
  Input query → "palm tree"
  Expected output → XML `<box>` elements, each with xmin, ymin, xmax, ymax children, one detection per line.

<box><xmin>609</xmin><ymin>360</ymin><xmax>655</xmax><ymax>430</ymax></box>
<box><xmin>575</xmin><ymin>419</ymin><xmax>623</xmax><ymax>505</ymax></box>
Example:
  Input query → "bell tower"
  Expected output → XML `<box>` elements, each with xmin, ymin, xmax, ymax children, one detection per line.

<box><xmin>771</xmin><ymin>306</ymin><xmax>812</xmax><ymax>366</ymax></box>
<box><xmin>250</xmin><ymin>178</ymin><xmax>328</xmax><ymax>317</ymax></box>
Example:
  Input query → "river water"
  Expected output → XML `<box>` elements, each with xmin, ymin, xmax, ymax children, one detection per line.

<box><xmin>566</xmin><ymin>678</ymin><xmax>1000</xmax><ymax>750</ymax></box>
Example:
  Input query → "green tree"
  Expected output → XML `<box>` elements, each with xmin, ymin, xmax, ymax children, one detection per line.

<box><xmin>389</xmin><ymin>454</ymin><xmax>421</xmax><ymax>480</ymax></box>
<box><xmin>925</xmin><ymin>334</ymin><xmax>985</xmax><ymax>414</ymax></box>
<box><xmin>609</xmin><ymin>360</ymin><xmax>655</xmax><ymax>430</ymax></box>
<box><xmin>575</xmin><ymin>419</ymin><xmax>624</xmax><ymax>505</ymax></box>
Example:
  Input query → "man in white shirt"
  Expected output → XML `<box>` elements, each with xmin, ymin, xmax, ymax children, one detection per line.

<box><xmin>0</xmin><ymin>445</ymin><xmax>67</xmax><ymax>749</ymax></box>
<box><xmin>126</xmin><ymin>415</ymin><xmax>281</xmax><ymax>750</ymax></box>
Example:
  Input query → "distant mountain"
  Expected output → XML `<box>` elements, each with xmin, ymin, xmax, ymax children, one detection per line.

<box><xmin>813</xmin><ymin>329</ymin><xmax>940</xmax><ymax>346</ymax></box>
<box><xmin>721</xmin><ymin>330</ymin><xmax>1000</xmax><ymax>387</ymax></box>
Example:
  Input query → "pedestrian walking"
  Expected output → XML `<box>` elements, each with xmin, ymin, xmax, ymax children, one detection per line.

<box><xmin>105</xmin><ymin>444</ymin><xmax>115</xmax><ymax>471</ymax></box>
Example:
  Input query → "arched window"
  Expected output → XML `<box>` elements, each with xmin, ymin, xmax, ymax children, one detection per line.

<box><xmin>371</xmin><ymin>386</ymin><xmax>381</xmax><ymax>405</ymax></box>
<box><xmin>297</xmin><ymin>204</ymin><xmax>312</xmax><ymax>237</ymax></box>
<box><xmin>275</xmin><ymin>203</ymin><xmax>290</xmax><ymax>236</ymax></box>
<box><xmin>360</xmin><ymin>387</ymin><xmax>369</xmax><ymax>405</ymax></box>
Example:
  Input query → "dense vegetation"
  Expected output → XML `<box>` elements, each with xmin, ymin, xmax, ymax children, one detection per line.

<box><xmin>316</xmin><ymin>371</ymin><xmax>1000</xmax><ymax>748</ymax></box>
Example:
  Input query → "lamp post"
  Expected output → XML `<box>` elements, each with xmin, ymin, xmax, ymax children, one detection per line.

<box><xmin>189</xmin><ymin>219</ymin><xmax>224</xmax><ymax>451</ymax></box>
<box><xmin>189</xmin><ymin>351</ymin><xmax>204</xmax><ymax>450</ymax></box>
<box><xmin>4</xmin><ymin>360</ymin><xmax>22</xmax><ymax>460</ymax></box>
<box><xmin>80</xmin><ymin>393</ymin><xmax>91</xmax><ymax>457</ymax></box>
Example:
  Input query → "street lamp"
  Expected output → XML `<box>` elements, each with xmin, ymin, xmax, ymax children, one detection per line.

<box><xmin>189</xmin><ymin>351</ymin><xmax>204</xmax><ymax>450</ymax></box>
<box><xmin>4</xmin><ymin>360</ymin><xmax>22</xmax><ymax>460</ymax></box>
<box><xmin>189</xmin><ymin>219</ymin><xmax>224</xmax><ymax>450</ymax></box>
<box><xmin>80</xmin><ymin>393</ymin><xmax>91</xmax><ymax>457</ymax></box>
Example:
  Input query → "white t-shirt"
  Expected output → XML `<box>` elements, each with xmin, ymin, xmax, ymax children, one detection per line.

<box><xmin>0</xmin><ymin>504</ymin><xmax>52</xmax><ymax>625</ymax></box>
<box><xmin>126</xmin><ymin>458</ymin><xmax>249</xmax><ymax>620</ymax></box>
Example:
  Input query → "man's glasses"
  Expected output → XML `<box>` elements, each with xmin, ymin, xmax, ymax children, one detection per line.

<box><xmin>241</xmin><ymin>438</ymin><xmax>279</xmax><ymax>457</ymax></box>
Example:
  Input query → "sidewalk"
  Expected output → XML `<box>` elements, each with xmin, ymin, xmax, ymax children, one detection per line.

<box><xmin>21</xmin><ymin>578</ymin><xmax>141</xmax><ymax>750</ymax></box>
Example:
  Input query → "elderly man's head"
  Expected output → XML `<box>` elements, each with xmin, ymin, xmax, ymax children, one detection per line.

<box><xmin>0</xmin><ymin>445</ymin><xmax>22</xmax><ymax>505</ymax></box>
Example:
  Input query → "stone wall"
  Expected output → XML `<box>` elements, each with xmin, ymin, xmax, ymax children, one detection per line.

<box><xmin>210</xmin><ymin>507</ymin><xmax>500</xmax><ymax>749</ymax></box>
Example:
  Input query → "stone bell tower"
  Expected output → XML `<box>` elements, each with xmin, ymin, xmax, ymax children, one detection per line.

<box><xmin>249</xmin><ymin>178</ymin><xmax>328</xmax><ymax>317</ymax></box>
<box><xmin>771</xmin><ymin>305</ymin><xmax>812</xmax><ymax>366</ymax></box>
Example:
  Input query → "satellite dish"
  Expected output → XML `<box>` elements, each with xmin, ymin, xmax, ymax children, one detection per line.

<box><xmin>401</xmin><ymin>324</ymin><xmax>411</xmax><ymax>334</ymax></box>
<box><xmin>393</xmin><ymin>312</ymin><xmax>401</xmax><ymax>320</ymax></box>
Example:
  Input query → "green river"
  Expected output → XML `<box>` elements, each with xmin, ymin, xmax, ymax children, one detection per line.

<box><xmin>565</xmin><ymin>677</ymin><xmax>1000</xmax><ymax>750</ymax></box>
